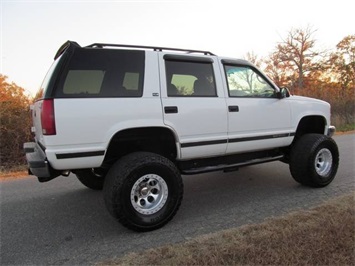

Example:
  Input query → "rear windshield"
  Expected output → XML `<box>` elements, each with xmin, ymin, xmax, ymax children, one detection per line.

<box><xmin>54</xmin><ymin>48</ymin><xmax>145</xmax><ymax>98</ymax></box>
<box><xmin>38</xmin><ymin>53</ymin><xmax>65</xmax><ymax>99</ymax></box>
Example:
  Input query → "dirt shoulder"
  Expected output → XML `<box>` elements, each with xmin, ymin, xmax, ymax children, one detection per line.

<box><xmin>0</xmin><ymin>170</ymin><xmax>28</xmax><ymax>181</ymax></box>
<box><xmin>336</xmin><ymin>129</ymin><xmax>355</xmax><ymax>135</ymax></box>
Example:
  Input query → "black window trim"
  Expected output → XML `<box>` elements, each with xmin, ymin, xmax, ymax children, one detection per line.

<box><xmin>164</xmin><ymin>54</ymin><xmax>214</xmax><ymax>63</ymax></box>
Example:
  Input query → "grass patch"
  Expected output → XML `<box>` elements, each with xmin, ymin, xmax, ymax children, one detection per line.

<box><xmin>100</xmin><ymin>192</ymin><xmax>355</xmax><ymax>266</ymax></box>
<box><xmin>337</xmin><ymin>123</ymin><xmax>355</xmax><ymax>132</ymax></box>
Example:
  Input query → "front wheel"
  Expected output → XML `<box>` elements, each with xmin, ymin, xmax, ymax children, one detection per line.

<box><xmin>103</xmin><ymin>152</ymin><xmax>183</xmax><ymax>232</ymax></box>
<box><xmin>289</xmin><ymin>134</ymin><xmax>339</xmax><ymax>187</ymax></box>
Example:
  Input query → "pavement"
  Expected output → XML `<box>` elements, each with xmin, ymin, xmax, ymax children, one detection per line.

<box><xmin>0</xmin><ymin>133</ymin><xmax>354</xmax><ymax>265</ymax></box>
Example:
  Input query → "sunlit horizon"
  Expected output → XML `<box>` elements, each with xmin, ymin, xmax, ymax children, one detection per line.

<box><xmin>1</xmin><ymin>0</ymin><xmax>354</xmax><ymax>96</ymax></box>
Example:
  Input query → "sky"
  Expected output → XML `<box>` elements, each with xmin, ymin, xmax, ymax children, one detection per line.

<box><xmin>1</xmin><ymin>0</ymin><xmax>354</xmax><ymax>96</ymax></box>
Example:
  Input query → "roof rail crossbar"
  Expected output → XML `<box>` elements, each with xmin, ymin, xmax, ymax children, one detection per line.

<box><xmin>86</xmin><ymin>43</ymin><xmax>215</xmax><ymax>55</ymax></box>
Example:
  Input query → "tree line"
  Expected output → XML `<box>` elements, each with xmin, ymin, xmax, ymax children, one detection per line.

<box><xmin>0</xmin><ymin>75</ymin><xmax>32</xmax><ymax>170</ymax></box>
<box><xmin>246</xmin><ymin>27</ymin><xmax>354</xmax><ymax>128</ymax></box>
<box><xmin>0</xmin><ymin>27</ymin><xmax>354</xmax><ymax>170</ymax></box>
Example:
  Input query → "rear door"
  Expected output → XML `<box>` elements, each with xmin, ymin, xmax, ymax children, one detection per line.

<box><xmin>159</xmin><ymin>54</ymin><xmax>228</xmax><ymax>160</ymax></box>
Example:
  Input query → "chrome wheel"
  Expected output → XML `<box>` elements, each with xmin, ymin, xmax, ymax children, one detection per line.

<box><xmin>130</xmin><ymin>174</ymin><xmax>168</xmax><ymax>215</ymax></box>
<box><xmin>315</xmin><ymin>148</ymin><xmax>333</xmax><ymax>177</ymax></box>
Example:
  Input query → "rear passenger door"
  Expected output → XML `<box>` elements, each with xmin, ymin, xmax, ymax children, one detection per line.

<box><xmin>159</xmin><ymin>54</ymin><xmax>228</xmax><ymax>160</ymax></box>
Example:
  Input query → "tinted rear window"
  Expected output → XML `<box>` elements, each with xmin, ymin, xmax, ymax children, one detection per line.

<box><xmin>54</xmin><ymin>48</ymin><xmax>145</xmax><ymax>97</ymax></box>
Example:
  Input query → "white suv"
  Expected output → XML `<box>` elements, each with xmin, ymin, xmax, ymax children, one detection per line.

<box><xmin>24</xmin><ymin>41</ymin><xmax>339</xmax><ymax>231</ymax></box>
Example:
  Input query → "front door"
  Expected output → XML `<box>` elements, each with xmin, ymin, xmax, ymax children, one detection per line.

<box><xmin>222</xmin><ymin>64</ymin><xmax>293</xmax><ymax>154</ymax></box>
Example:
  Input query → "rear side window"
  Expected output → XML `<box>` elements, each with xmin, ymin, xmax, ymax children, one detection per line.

<box><xmin>55</xmin><ymin>48</ymin><xmax>145</xmax><ymax>97</ymax></box>
<box><xmin>39</xmin><ymin>53</ymin><xmax>66</xmax><ymax>99</ymax></box>
<box><xmin>165</xmin><ymin>59</ymin><xmax>216</xmax><ymax>97</ymax></box>
<box><xmin>63</xmin><ymin>70</ymin><xmax>105</xmax><ymax>94</ymax></box>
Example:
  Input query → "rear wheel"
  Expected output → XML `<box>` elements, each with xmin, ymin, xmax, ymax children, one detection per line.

<box><xmin>75</xmin><ymin>169</ymin><xmax>105</xmax><ymax>190</ymax></box>
<box><xmin>103</xmin><ymin>152</ymin><xmax>183</xmax><ymax>232</ymax></box>
<box><xmin>289</xmin><ymin>134</ymin><xmax>339</xmax><ymax>187</ymax></box>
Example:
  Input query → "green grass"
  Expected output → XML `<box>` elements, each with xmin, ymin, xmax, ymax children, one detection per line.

<box><xmin>337</xmin><ymin>123</ymin><xmax>355</xmax><ymax>132</ymax></box>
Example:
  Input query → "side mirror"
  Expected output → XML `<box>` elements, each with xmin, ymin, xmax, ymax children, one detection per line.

<box><xmin>277</xmin><ymin>87</ymin><xmax>290</xmax><ymax>99</ymax></box>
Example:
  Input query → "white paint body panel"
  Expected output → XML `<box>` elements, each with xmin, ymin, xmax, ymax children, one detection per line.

<box><xmin>41</xmin><ymin>52</ymin><xmax>165</xmax><ymax>170</ymax></box>
<box><xmin>288</xmin><ymin>95</ymin><xmax>331</xmax><ymax>133</ymax></box>
<box><xmin>225</xmin><ymin>97</ymin><xmax>292</xmax><ymax>154</ymax></box>
<box><xmin>159</xmin><ymin>53</ymin><xmax>228</xmax><ymax>159</ymax></box>
<box><xmin>32</xmin><ymin>50</ymin><xmax>332</xmax><ymax>171</ymax></box>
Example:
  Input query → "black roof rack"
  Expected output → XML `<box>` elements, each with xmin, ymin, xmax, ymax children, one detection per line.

<box><xmin>86</xmin><ymin>43</ymin><xmax>215</xmax><ymax>56</ymax></box>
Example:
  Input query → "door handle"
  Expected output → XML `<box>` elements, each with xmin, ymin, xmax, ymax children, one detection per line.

<box><xmin>164</xmin><ymin>106</ymin><xmax>178</xmax><ymax>114</ymax></box>
<box><xmin>228</xmin><ymin>105</ymin><xmax>239</xmax><ymax>112</ymax></box>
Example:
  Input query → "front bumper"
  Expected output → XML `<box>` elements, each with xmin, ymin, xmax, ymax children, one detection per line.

<box><xmin>327</xmin><ymin>126</ymin><xmax>336</xmax><ymax>137</ymax></box>
<box><xmin>24</xmin><ymin>142</ymin><xmax>60</xmax><ymax>182</ymax></box>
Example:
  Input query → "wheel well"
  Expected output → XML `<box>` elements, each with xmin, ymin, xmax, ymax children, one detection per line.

<box><xmin>102</xmin><ymin>127</ymin><xmax>177</xmax><ymax>167</ymax></box>
<box><xmin>295</xmin><ymin>116</ymin><xmax>326</xmax><ymax>140</ymax></box>
<box><xmin>281</xmin><ymin>116</ymin><xmax>327</xmax><ymax>163</ymax></box>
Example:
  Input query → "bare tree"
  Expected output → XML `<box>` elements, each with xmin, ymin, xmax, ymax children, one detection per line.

<box><xmin>263</xmin><ymin>51</ymin><xmax>293</xmax><ymax>87</ymax></box>
<box><xmin>276</xmin><ymin>26</ymin><xmax>324</xmax><ymax>89</ymax></box>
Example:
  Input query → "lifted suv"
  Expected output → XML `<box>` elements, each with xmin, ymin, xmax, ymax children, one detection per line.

<box><xmin>24</xmin><ymin>41</ymin><xmax>339</xmax><ymax>231</ymax></box>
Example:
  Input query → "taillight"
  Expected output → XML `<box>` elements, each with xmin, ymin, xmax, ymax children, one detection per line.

<box><xmin>41</xmin><ymin>99</ymin><xmax>56</xmax><ymax>135</ymax></box>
